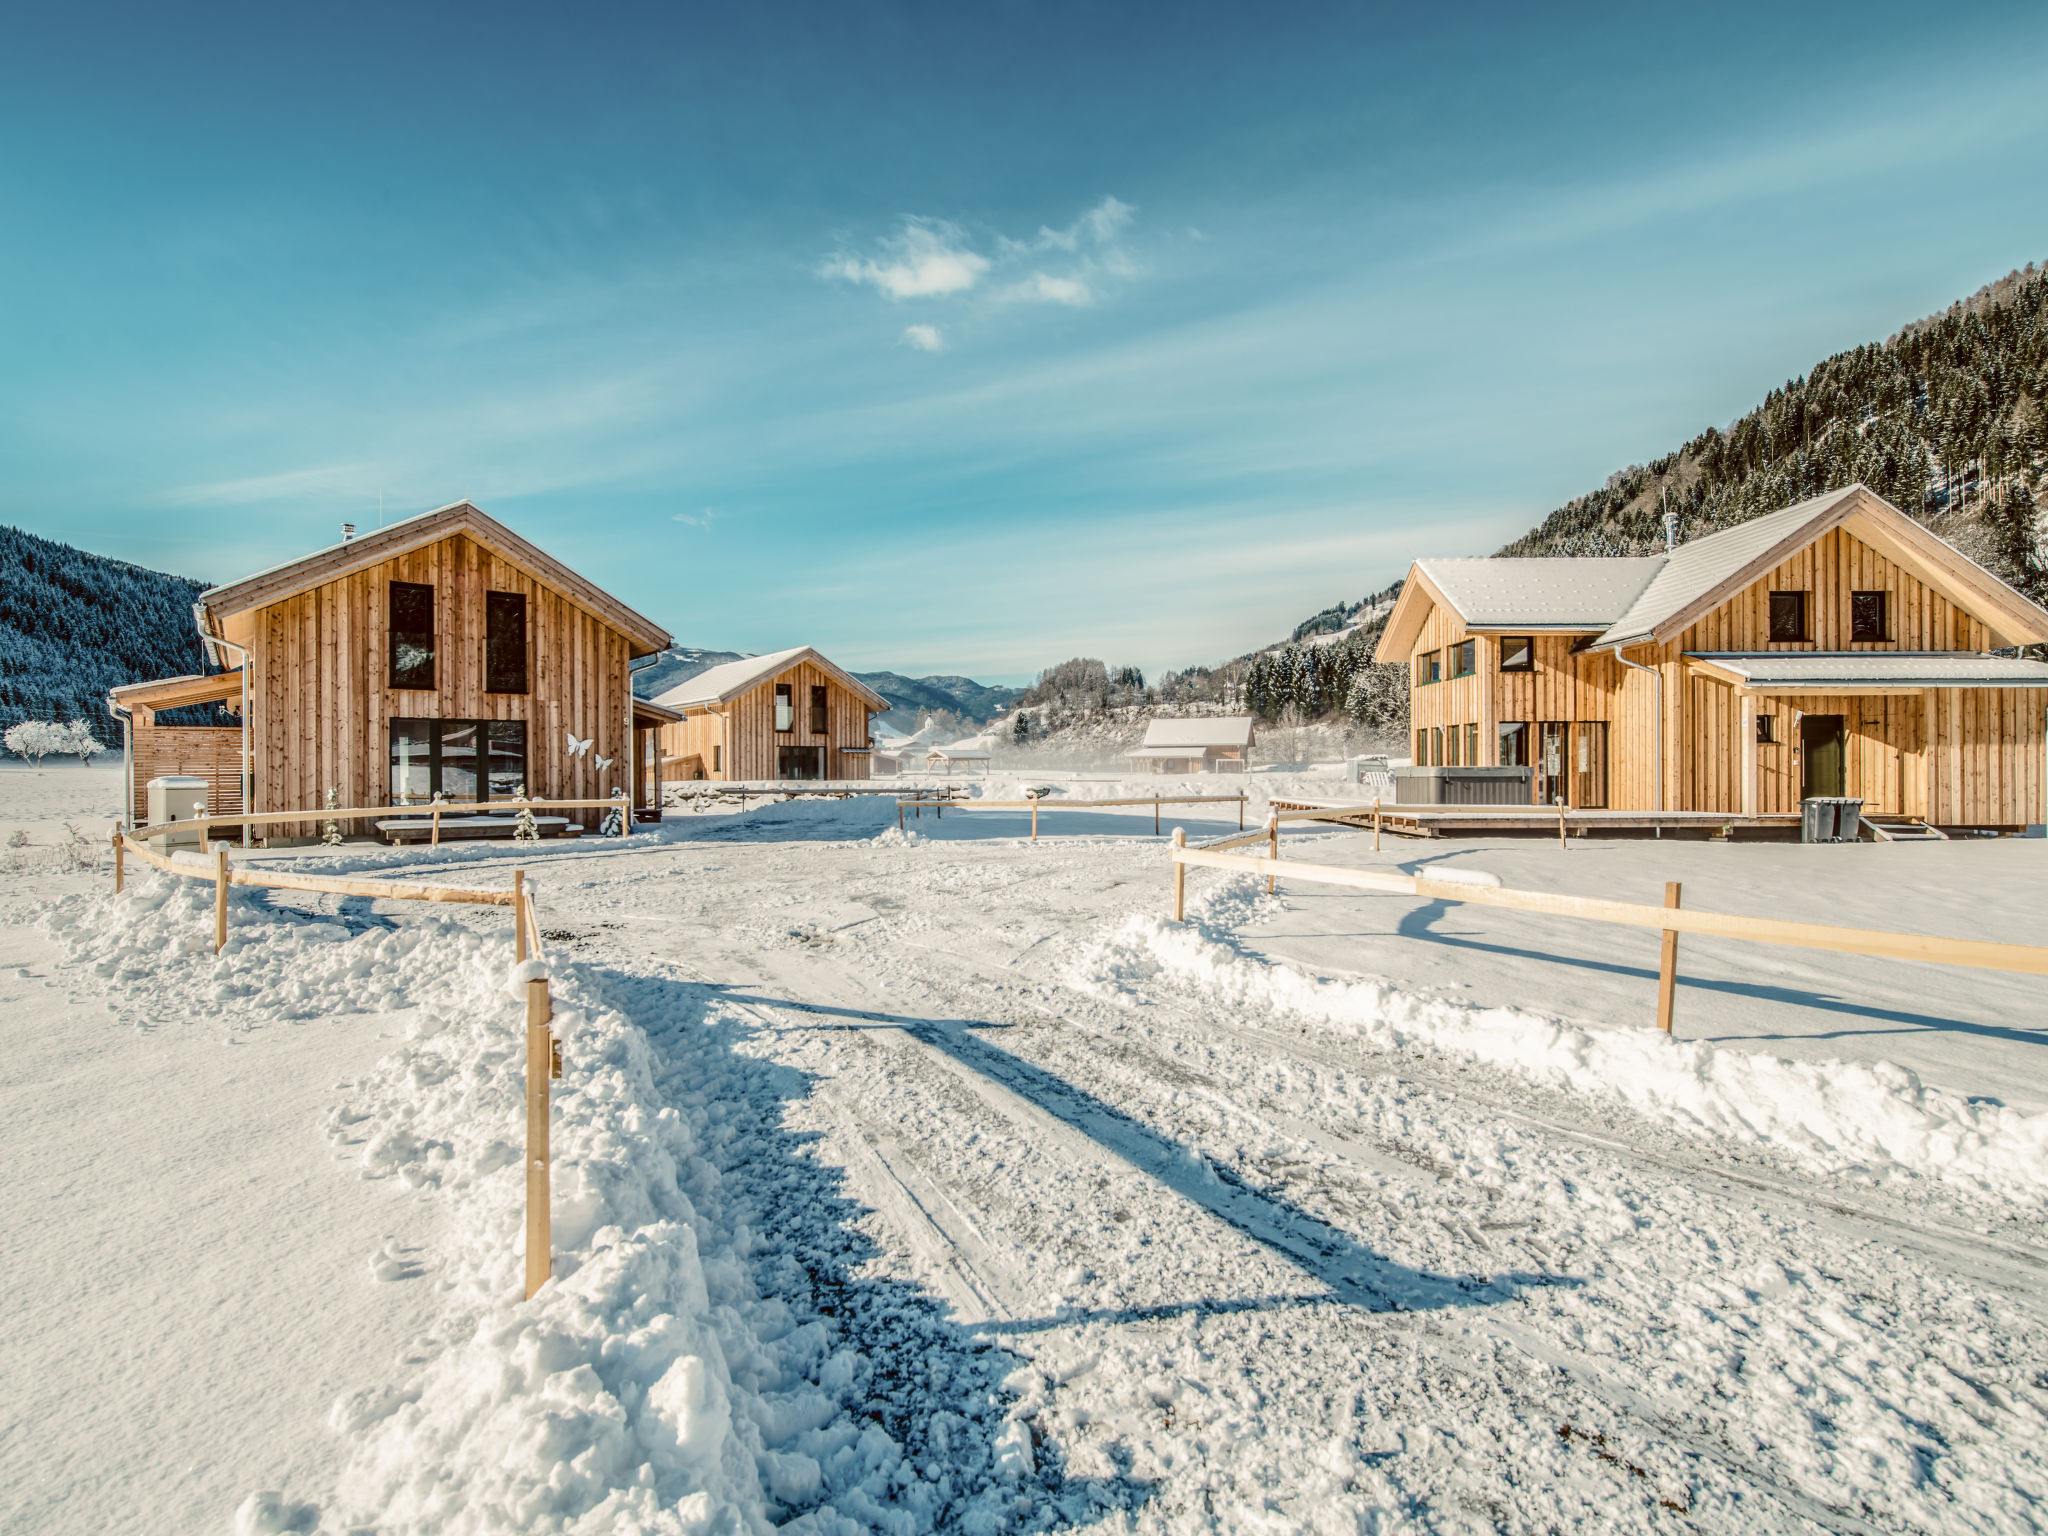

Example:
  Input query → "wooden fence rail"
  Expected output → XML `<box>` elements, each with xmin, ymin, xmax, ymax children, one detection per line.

<box><xmin>115</xmin><ymin>826</ymin><xmax>558</xmax><ymax>1299</ymax></box>
<box><xmin>128</xmin><ymin>796</ymin><xmax>637</xmax><ymax>846</ymax></box>
<box><xmin>1168</xmin><ymin>840</ymin><xmax>2048</xmax><ymax>1034</ymax></box>
<box><xmin>899</xmin><ymin>792</ymin><xmax>1248</xmax><ymax>839</ymax></box>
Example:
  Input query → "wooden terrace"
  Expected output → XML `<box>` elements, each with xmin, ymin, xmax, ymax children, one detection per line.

<box><xmin>1271</xmin><ymin>798</ymin><xmax>1805</xmax><ymax>840</ymax></box>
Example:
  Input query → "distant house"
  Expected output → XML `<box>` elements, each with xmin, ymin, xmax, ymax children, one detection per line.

<box><xmin>653</xmin><ymin>646</ymin><xmax>888</xmax><ymax>782</ymax></box>
<box><xmin>107</xmin><ymin>502</ymin><xmax>677</xmax><ymax>835</ymax></box>
<box><xmin>925</xmin><ymin>739</ymin><xmax>992</xmax><ymax>774</ymax></box>
<box><xmin>1374</xmin><ymin>483</ymin><xmax>2048</xmax><ymax>828</ymax></box>
<box><xmin>1127</xmin><ymin>717</ymin><xmax>1256</xmax><ymax>775</ymax></box>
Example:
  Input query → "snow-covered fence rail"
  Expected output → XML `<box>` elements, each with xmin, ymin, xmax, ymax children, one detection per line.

<box><xmin>1166</xmin><ymin>835</ymin><xmax>2048</xmax><ymax>1035</ymax></box>
<box><xmin>114</xmin><ymin>830</ymin><xmax>563</xmax><ymax>1298</ymax></box>
<box><xmin>898</xmin><ymin>792</ymin><xmax>1248</xmax><ymax>840</ymax></box>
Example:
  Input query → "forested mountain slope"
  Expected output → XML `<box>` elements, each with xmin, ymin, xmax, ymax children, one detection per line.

<box><xmin>1501</xmin><ymin>262</ymin><xmax>2048</xmax><ymax>600</ymax></box>
<box><xmin>0</xmin><ymin>524</ymin><xmax>218</xmax><ymax>744</ymax></box>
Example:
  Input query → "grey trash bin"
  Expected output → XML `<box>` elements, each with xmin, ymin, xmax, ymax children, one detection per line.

<box><xmin>1800</xmin><ymin>797</ymin><xmax>1864</xmax><ymax>843</ymax></box>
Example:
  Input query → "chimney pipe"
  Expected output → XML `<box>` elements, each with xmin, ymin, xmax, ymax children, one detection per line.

<box><xmin>1662</xmin><ymin>507</ymin><xmax>1678</xmax><ymax>552</ymax></box>
<box><xmin>341</xmin><ymin>523</ymin><xmax>356</xmax><ymax>543</ymax></box>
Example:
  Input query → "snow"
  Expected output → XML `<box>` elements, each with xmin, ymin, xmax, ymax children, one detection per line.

<box><xmin>4</xmin><ymin>764</ymin><xmax>2046</xmax><ymax>1532</ymax></box>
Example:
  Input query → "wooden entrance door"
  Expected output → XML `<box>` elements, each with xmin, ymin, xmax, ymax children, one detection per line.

<box><xmin>1800</xmin><ymin>714</ymin><xmax>1845</xmax><ymax>798</ymax></box>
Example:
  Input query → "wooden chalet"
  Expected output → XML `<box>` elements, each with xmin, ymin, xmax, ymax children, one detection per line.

<box><xmin>1375</xmin><ymin>484</ymin><xmax>2048</xmax><ymax>831</ymax></box>
<box><xmin>108</xmin><ymin>502</ymin><xmax>676</xmax><ymax>836</ymax></box>
<box><xmin>1127</xmin><ymin>717</ymin><xmax>1255</xmax><ymax>774</ymax></box>
<box><xmin>652</xmin><ymin>646</ymin><xmax>888</xmax><ymax>782</ymax></box>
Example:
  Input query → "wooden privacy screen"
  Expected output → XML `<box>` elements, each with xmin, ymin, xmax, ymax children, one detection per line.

<box><xmin>131</xmin><ymin>725</ymin><xmax>243</xmax><ymax>824</ymax></box>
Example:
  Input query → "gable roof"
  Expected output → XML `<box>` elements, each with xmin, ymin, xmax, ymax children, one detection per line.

<box><xmin>1376</xmin><ymin>482</ymin><xmax>2048</xmax><ymax>663</ymax></box>
<box><xmin>650</xmin><ymin>645</ymin><xmax>890</xmax><ymax>712</ymax></box>
<box><xmin>1138</xmin><ymin>716</ymin><xmax>1256</xmax><ymax>750</ymax></box>
<box><xmin>198</xmin><ymin>501</ymin><xmax>673</xmax><ymax>655</ymax></box>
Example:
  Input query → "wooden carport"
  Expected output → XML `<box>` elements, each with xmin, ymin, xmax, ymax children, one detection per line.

<box><xmin>107</xmin><ymin>670</ymin><xmax>249</xmax><ymax>830</ymax></box>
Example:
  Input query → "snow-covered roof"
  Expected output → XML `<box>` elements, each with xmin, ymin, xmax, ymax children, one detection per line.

<box><xmin>1414</xmin><ymin>558</ymin><xmax>1663</xmax><ymax>630</ymax></box>
<box><xmin>926</xmin><ymin>741</ymin><xmax>991</xmax><ymax>760</ymax></box>
<box><xmin>1137</xmin><ymin>717</ymin><xmax>1255</xmax><ymax>750</ymax></box>
<box><xmin>651</xmin><ymin>646</ymin><xmax>890</xmax><ymax>711</ymax></box>
<box><xmin>1690</xmin><ymin>652</ymin><xmax>2048</xmax><ymax>689</ymax></box>
<box><xmin>1594</xmin><ymin>488</ymin><xmax>1863</xmax><ymax>647</ymax></box>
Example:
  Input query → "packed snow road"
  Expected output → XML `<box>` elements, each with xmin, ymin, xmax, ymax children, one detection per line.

<box><xmin>8</xmin><ymin>774</ymin><xmax>2047</xmax><ymax>1533</ymax></box>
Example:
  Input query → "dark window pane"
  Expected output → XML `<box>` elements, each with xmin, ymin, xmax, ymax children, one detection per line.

<box><xmin>390</xmin><ymin>718</ymin><xmax>432</xmax><ymax>803</ymax></box>
<box><xmin>439</xmin><ymin>721</ymin><xmax>477</xmax><ymax>801</ymax></box>
<box><xmin>1851</xmin><ymin>591</ymin><xmax>1886</xmax><ymax>643</ymax></box>
<box><xmin>774</xmin><ymin>684</ymin><xmax>794</xmax><ymax>731</ymax></box>
<box><xmin>485</xmin><ymin>591</ymin><xmax>528</xmax><ymax>693</ymax></box>
<box><xmin>487</xmin><ymin>721</ymin><xmax>526</xmax><ymax>799</ymax></box>
<box><xmin>1755</xmin><ymin>713</ymin><xmax>1776</xmax><ymax>744</ymax></box>
<box><xmin>1453</xmin><ymin>641</ymin><xmax>1476</xmax><ymax>677</ymax></box>
<box><xmin>1498</xmin><ymin>722</ymin><xmax>1528</xmax><ymax>766</ymax></box>
<box><xmin>810</xmin><ymin>685</ymin><xmax>827</xmax><ymax>734</ymax></box>
<box><xmin>1499</xmin><ymin>637</ymin><xmax>1534</xmax><ymax>672</ymax></box>
<box><xmin>1768</xmin><ymin>591</ymin><xmax>1806</xmax><ymax>643</ymax></box>
<box><xmin>390</xmin><ymin>582</ymin><xmax>436</xmax><ymax>689</ymax></box>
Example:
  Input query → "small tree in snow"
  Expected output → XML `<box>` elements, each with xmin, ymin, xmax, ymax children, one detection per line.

<box><xmin>62</xmin><ymin>720</ymin><xmax>106</xmax><ymax>764</ymax></box>
<box><xmin>4</xmin><ymin>720</ymin><xmax>69</xmax><ymax>767</ymax></box>
<box><xmin>322</xmin><ymin>788</ymin><xmax>343</xmax><ymax>846</ymax></box>
<box><xmin>513</xmin><ymin>799</ymin><xmax>540</xmax><ymax>842</ymax></box>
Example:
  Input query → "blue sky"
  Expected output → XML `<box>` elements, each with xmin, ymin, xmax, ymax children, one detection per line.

<box><xmin>4</xmin><ymin>2</ymin><xmax>2047</xmax><ymax>683</ymax></box>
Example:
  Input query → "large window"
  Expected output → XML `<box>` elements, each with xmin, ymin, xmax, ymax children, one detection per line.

<box><xmin>1768</xmin><ymin>590</ymin><xmax>1808</xmax><ymax>643</ymax></box>
<box><xmin>774</xmin><ymin>683</ymin><xmax>794</xmax><ymax>732</ymax></box>
<box><xmin>1451</xmin><ymin>640</ymin><xmax>1477</xmax><ymax>678</ymax></box>
<box><xmin>485</xmin><ymin>591</ymin><xmax>528</xmax><ymax>693</ymax></box>
<box><xmin>1499</xmin><ymin>636</ymin><xmax>1534</xmax><ymax>673</ymax></box>
<box><xmin>777</xmin><ymin>745</ymin><xmax>825</xmax><ymax>780</ymax></box>
<box><xmin>810</xmin><ymin>685</ymin><xmax>828</xmax><ymax>734</ymax></box>
<box><xmin>389</xmin><ymin>718</ymin><xmax>526</xmax><ymax>803</ymax></box>
<box><xmin>390</xmin><ymin>582</ymin><xmax>436</xmax><ymax>689</ymax></box>
<box><xmin>1850</xmin><ymin>590</ymin><xmax>1888</xmax><ymax>643</ymax></box>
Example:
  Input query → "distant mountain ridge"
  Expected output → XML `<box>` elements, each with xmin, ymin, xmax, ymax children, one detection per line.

<box><xmin>0</xmin><ymin>524</ymin><xmax>221</xmax><ymax>744</ymax></box>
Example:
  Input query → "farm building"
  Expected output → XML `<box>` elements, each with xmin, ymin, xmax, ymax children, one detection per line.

<box><xmin>107</xmin><ymin>502</ymin><xmax>676</xmax><ymax>836</ymax></box>
<box><xmin>1374</xmin><ymin>483</ymin><xmax>2048</xmax><ymax>830</ymax></box>
<box><xmin>1127</xmin><ymin>717</ymin><xmax>1256</xmax><ymax>774</ymax></box>
<box><xmin>652</xmin><ymin>647</ymin><xmax>887</xmax><ymax>782</ymax></box>
<box><xmin>925</xmin><ymin>740</ymin><xmax>992</xmax><ymax>774</ymax></box>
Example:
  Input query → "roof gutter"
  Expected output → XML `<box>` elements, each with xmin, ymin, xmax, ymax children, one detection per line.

<box><xmin>1613</xmin><ymin>645</ymin><xmax>1664</xmax><ymax>823</ymax></box>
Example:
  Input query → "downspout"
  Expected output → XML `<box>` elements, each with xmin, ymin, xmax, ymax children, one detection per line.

<box><xmin>106</xmin><ymin>694</ymin><xmax>134</xmax><ymax>832</ymax></box>
<box><xmin>193</xmin><ymin>602</ymin><xmax>253</xmax><ymax>847</ymax></box>
<box><xmin>1613</xmin><ymin>644</ymin><xmax>1663</xmax><ymax>831</ymax></box>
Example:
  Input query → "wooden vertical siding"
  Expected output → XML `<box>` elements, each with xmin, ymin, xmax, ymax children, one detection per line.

<box><xmin>129</xmin><ymin>726</ymin><xmax>244</xmax><ymax>825</ymax></box>
<box><xmin>246</xmin><ymin>531</ymin><xmax>634</xmax><ymax>832</ymax></box>
<box><xmin>656</xmin><ymin>658</ymin><xmax>874</xmax><ymax>781</ymax></box>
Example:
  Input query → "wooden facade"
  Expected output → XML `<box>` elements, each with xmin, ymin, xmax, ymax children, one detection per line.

<box><xmin>117</xmin><ymin>504</ymin><xmax>672</xmax><ymax>835</ymax></box>
<box><xmin>657</xmin><ymin>652</ymin><xmax>882</xmax><ymax>782</ymax></box>
<box><xmin>1384</xmin><ymin>487</ymin><xmax>2048</xmax><ymax>829</ymax></box>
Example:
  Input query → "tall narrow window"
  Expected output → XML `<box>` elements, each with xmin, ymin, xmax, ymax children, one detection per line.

<box><xmin>810</xmin><ymin>685</ymin><xmax>828</xmax><ymax>734</ymax></box>
<box><xmin>1416</xmin><ymin>651</ymin><xmax>1440</xmax><ymax>686</ymax></box>
<box><xmin>1498</xmin><ymin>721</ymin><xmax>1529</xmax><ymax>766</ymax></box>
<box><xmin>1850</xmin><ymin>590</ymin><xmax>1888</xmax><ymax>643</ymax></box>
<box><xmin>390</xmin><ymin>582</ymin><xmax>436</xmax><ymax>689</ymax></box>
<box><xmin>712</xmin><ymin>744</ymin><xmax>722</xmax><ymax>774</ymax></box>
<box><xmin>1446</xmin><ymin>724</ymin><xmax>1460</xmax><ymax>766</ymax></box>
<box><xmin>774</xmin><ymin>684</ymin><xmax>794</xmax><ymax>731</ymax></box>
<box><xmin>1499</xmin><ymin>636</ymin><xmax>1534</xmax><ymax>673</ymax></box>
<box><xmin>485</xmin><ymin>591</ymin><xmax>528</xmax><ymax>693</ymax></box>
<box><xmin>1414</xmin><ymin>729</ymin><xmax>1427</xmax><ymax>765</ymax></box>
<box><xmin>1768</xmin><ymin>591</ymin><xmax>1808</xmax><ymax>643</ymax></box>
<box><xmin>1431</xmin><ymin>726</ymin><xmax>1444</xmax><ymax>764</ymax></box>
<box><xmin>1466</xmin><ymin>723</ymin><xmax>1479</xmax><ymax>764</ymax></box>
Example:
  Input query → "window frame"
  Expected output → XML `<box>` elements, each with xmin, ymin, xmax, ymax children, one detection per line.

<box><xmin>1466</xmin><ymin>722</ymin><xmax>1480</xmax><ymax>765</ymax></box>
<box><xmin>1849</xmin><ymin>590</ymin><xmax>1888</xmax><ymax>643</ymax></box>
<box><xmin>810</xmin><ymin>684</ymin><xmax>828</xmax><ymax>735</ymax></box>
<box><xmin>1498</xmin><ymin>636</ymin><xmax>1535</xmax><ymax>673</ymax></box>
<box><xmin>1497</xmin><ymin>721</ymin><xmax>1529</xmax><ymax>767</ymax></box>
<box><xmin>1415</xmin><ymin>650</ymin><xmax>1441</xmax><ymax>686</ymax></box>
<box><xmin>389</xmin><ymin>581</ymin><xmax>437</xmax><ymax>690</ymax></box>
<box><xmin>1755</xmin><ymin>713</ymin><xmax>1777</xmax><ymax>745</ymax></box>
<box><xmin>774</xmin><ymin>683</ymin><xmax>794</xmax><ymax>733</ymax></box>
<box><xmin>1451</xmin><ymin>640</ymin><xmax>1477</xmax><ymax>678</ymax></box>
<box><xmin>484</xmin><ymin>590</ymin><xmax>529</xmax><ymax>694</ymax></box>
<box><xmin>1767</xmin><ymin>590</ymin><xmax>1809</xmax><ymax>644</ymax></box>
<box><xmin>388</xmin><ymin>717</ymin><xmax>527</xmax><ymax>804</ymax></box>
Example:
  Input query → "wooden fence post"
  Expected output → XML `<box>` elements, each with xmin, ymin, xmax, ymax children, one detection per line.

<box><xmin>514</xmin><ymin>868</ymin><xmax>527</xmax><ymax>963</ymax></box>
<box><xmin>1031</xmin><ymin>798</ymin><xmax>1038</xmax><ymax>841</ymax></box>
<box><xmin>1373</xmin><ymin>798</ymin><xmax>1382</xmax><ymax>852</ymax></box>
<box><xmin>525</xmin><ymin>973</ymin><xmax>553</xmax><ymax>1299</ymax></box>
<box><xmin>1657</xmin><ymin>881</ymin><xmax>1681</xmax><ymax>1034</ymax></box>
<box><xmin>112</xmin><ymin>828</ymin><xmax>124</xmax><ymax>893</ymax></box>
<box><xmin>1154</xmin><ymin>796</ymin><xmax>1160</xmax><ymax>836</ymax></box>
<box><xmin>1558</xmin><ymin>801</ymin><xmax>1568</xmax><ymax>851</ymax></box>
<box><xmin>898</xmin><ymin>801</ymin><xmax>905</xmax><ymax>832</ymax></box>
<box><xmin>432</xmin><ymin>805</ymin><xmax>442</xmax><ymax>846</ymax></box>
<box><xmin>1238</xmin><ymin>794</ymin><xmax>1245</xmax><ymax>831</ymax></box>
<box><xmin>1172</xmin><ymin>828</ymin><xmax>1187</xmax><ymax>922</ymax></box>
<box><xmin>213</xmin><ymin>845</ymin><xmax>229</xmax><ymax>953</ymax></box>
<box><xmin>1266</xmin><ymin>811</ymin><xmax>1278</xmax><ymax>895</ymax></box>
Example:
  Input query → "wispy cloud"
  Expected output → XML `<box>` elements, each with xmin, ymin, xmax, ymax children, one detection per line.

<box><xmin>821</xmin><ymin>196</ymin><xmax>1142</xmax><ymax>333</ymax></box>
<box><xmin>671</xmin><ymin>506</ymin><xmax>718</xmax><ymax>528</ymax></box>
<box><xmin>819</xmin><ymin>218</ymin><xmax>989</xmax><ymax>299</ymax></box>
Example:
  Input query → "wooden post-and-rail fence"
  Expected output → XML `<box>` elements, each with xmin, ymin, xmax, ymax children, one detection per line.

<box><xmin>1168</xmin><ymin>831</ymin><xmax>2048</xmax><ymax>1035</ymax></box>
<box><xmin>114</xmin><ymin>825</ymin><xmax>562</xmax><ymax>1299</ymax></box>
<box><xmin>123</xmin><ymin>795</ymin><xmax>641</xmax><ymax>849</ymax></box>
<box><xmin>897</xmin><ymin>792</ymin><xmax>1248</xmax><ymax>840</ymax></box>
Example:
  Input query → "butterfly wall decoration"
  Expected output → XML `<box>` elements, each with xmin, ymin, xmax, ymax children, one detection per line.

<box><xmin>565</xmin><ymin>731</ymin><xmax>593</xmax><ymax>757</ymax></box>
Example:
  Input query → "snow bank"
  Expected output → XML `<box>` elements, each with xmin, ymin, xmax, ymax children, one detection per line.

<box><xmin>43</xmin><ymin>875</ymin><xmax>1038</xmax><ymax>1533</ymax></box>
<box><xmin>1074</xmin><ymin>876</ymin><xmax>2048</xmax><ymax>1207</ymax></box>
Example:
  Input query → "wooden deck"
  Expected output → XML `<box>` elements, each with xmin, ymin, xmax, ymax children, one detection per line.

<box><xmin>1271</xmin><ymin>799</ymin><xmax>1804</xmax><ymax>840</ymax></box>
